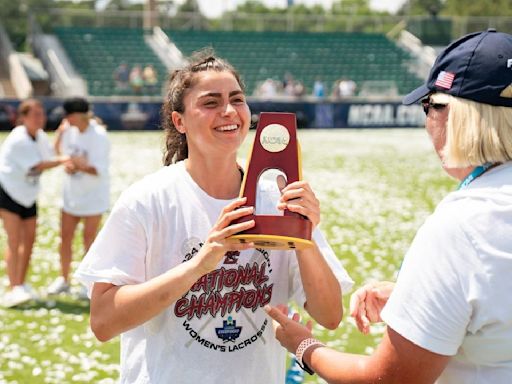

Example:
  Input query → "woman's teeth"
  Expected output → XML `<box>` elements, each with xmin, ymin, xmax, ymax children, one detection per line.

<box><xmin>216</xmin><ymin>124</ymin><xmax>238</xmax><ymax>131</ymax></box>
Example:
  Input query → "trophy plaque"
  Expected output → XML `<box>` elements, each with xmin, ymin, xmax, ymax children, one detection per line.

<box><xmin>227</xmin><ymin>112</ymin><xmax>313</xmax><ymax>250</ymax></box>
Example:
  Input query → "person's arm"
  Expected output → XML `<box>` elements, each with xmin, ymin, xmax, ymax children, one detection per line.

<box><xmin>90</xmin><ymin>198</ymin><xmax>256</xmax><ymax>342</ymax></box>
<box><xmin>73</xmin><ymin>127</ymin><xmax>110</xmax><ymax>176</ymax></box>
<box><xmin>53</xmin><ymin>119</ymin><xmax>69</xmax><ymax>155</ymax></box>
<box><xmin>265</xmin><ymin>305</ymin><xmax>450</xmax><ymax>384</ymax></box>
<box><xmin>71</xmin><ymin>156</ymin><xmax>98</xmax><ymax>175</ymax></box>
<box><xmin>13</xmin><ymin>130</ymin><xmax>67</xmax><ymax>174</ymax></box>
<box><xmin>29</xmin><ymin>156</ymin><xmax>68</xmax><ymax>173</ymax></box>
<box><xmin>295</xmin><ymin>243</ymin><xmax>342</xmax><ymax>329</ymax></box>
<box><xmin>278</xmin><ymin>180</ymin><xmax>343</xmax><ymax>329</ymax></box>
<box><xmin>91</xmin><ymin>258</ymin><xmax>212</xmax><ymax>341</ymax></box>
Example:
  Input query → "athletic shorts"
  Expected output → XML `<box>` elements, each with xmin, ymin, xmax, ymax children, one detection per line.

<box><xmin>0</xmin><ymin>183</ymin><xmax>37</xmax><ymax>219</ymax></box>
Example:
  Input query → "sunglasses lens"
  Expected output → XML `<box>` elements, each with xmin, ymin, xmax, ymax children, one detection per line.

<box><xmin>421</xmin><ymin>97</ymin><xmax>447</xmax><ymax>115</ymax></box>
<box><xmin>421</xmin><ymin>98</ymin><xmax>430</xmax><ymax>115</ymax></box>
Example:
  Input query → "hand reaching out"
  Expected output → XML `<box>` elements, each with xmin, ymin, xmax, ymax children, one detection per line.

<box><xmin>265</xmin><ymin>304</ymin><xmax>313</xmax><ymax>354</ymax></box>
<box><xmin>349</xmin><ymin>281</ymin><xmax>395</xmax><ymax>334</ymax></box>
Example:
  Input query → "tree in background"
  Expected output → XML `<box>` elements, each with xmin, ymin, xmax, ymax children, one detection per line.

<box><xmin>0</xmin><ymin>0</ymin><xmax>59</xmax><ymax>50</ymax></box>
<box><xmin>2</xmin><ymin>0</ymin><xmax>511</xmax><ymax>51</ymax></box>
<box><xmin>103</xmin><ymin>0</ymin><xmax>143</xmax><ymax>11</ymax></box>
<box><xmin>442</xmin><ymin>0</ymin><xmax>512</xmax><ymax>16</ymax></box>
<box><xmin>331</xmin><ymin>0</ymin><xmax>375</xmax><ymax>16</ymax></box>
<box><xmin>398</xmin><ymin>0</ymin><xmax>512</xmax><ymax>17</ymax></box>
<box><xmin>170</xmin><ymin>0</ymin><xmax>207</xmax><ymax>30</ymax></box>
<box><xmin>398</xmin><ymin>0</ymin><xmax>512</xmax><ymax>46</ymax></box>
<box><xmin>397</xmin><ymin>0</ymin><xmax>443</xmax><ymax>16</ymax></box>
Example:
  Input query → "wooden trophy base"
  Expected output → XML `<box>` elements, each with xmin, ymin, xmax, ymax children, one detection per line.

<box><xmin>227</xmin><ymin>214</ymin><xmax>313</xmax><ymax>250</ymax></box>
<box><xmin>228</xmin><ymin>234</ymin><xmax>313</xmax><ymax>250</ymax></box>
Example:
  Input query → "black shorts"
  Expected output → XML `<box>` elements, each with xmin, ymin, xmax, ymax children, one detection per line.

<box><xmin>0</xmin><ymin>183</ymin><xmax>37</xmax><ymax>219</ymax></box>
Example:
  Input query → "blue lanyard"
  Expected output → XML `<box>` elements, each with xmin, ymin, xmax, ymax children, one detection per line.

<box><xmin>457</xmin><ymin>163</ymin><xmax>493</xmax><ymax>190</ymax></box>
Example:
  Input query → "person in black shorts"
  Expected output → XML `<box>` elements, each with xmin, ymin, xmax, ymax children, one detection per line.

<box><xmin>0</xmin><ymin>99</ymin><xmax>67</xmax><ymax>307</ymax></box>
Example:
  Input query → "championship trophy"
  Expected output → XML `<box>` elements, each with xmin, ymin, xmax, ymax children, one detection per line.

<box><xmin>227</xmin><ymin>112</ymin><xmax>313</xmax><ymax>250</ymax></box>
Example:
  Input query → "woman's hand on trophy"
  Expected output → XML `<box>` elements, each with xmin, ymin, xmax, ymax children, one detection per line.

<box><xmin>349</xmin><ymin>281</ymin><xmax>395</xmax><ymax>334</ymax></box>
<box><xmin>276</xmin><ymin>177</ymin><xmax>320</xmax><ymax>229</ymax></box>
<box><xmin>194</xmin><ymin>197</ymin><xmax>255</xmax><ymax>275</ymax></box>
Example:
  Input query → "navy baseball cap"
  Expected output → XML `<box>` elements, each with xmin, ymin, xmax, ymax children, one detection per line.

<box><xmin>63</xmin><ymin>97</ymin><xmax>89</xmax><ymax>115</ymax></box>
<box><xmin>403</xmin><ymin>29</ymin><xmax>512</xmax><ymax>107</ymax></box>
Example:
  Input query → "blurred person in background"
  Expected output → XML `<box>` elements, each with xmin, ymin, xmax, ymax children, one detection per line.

<box><xmin>337</xmin><ymin>77</ymin><xmax>357</xmax><ymax>98</ymax></box>
<box><xmin>0</xmin><ymin>99</ymin><xmax>67</xmax><ymax>307</ymax></box>
<box><xmin>129</xmin><ymin>64</ymin><xmax>144</xmax><ymax>95</ymax></box>
<box><xmin>113</xmin><ymin>62</ymin><xmax>130</xmax><ymax>92</ymax></box>
<box><xmin>266</xmin><ymin>29</ymin><xmax>512</xmax><ymax>383</ymax></box>
<box><xmin>142</xmin><ymin>63</ymin><xmax>158</xmax><ymax>95</ymax></box>
<box><xmin>256</xmin><ymin>78</ymin><xmax>279</xmax><ymax>99</ymax></box>
<box><xmin>312</xmin><ymin>78</ymin><xmax>325</xmax><ymax>99</ymax></box>
<box><xmin>74</xmin><ymin>50</ymin><xmax>353</xmax><ymax>383</ymax></box>
<box><xmin>47</xmin><ymin>97</ymin><xmax>110</xmax><ymax>298</ymax></box>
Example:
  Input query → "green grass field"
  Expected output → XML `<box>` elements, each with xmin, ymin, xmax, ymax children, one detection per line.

<box><xmin>0</xmin><ymin>129</ymin><xmax>456</xmax><ymax>383</ymax></box>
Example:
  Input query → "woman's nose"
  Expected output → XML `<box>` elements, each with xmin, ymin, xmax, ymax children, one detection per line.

<box><xmin>223</xmin><ymin>103</ymin><xmax>236</xmax><ymax>116</ymax></box>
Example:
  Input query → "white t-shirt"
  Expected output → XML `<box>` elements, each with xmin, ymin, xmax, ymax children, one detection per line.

<box><xmin>76</xmin><ymin>160</ymin><xmax>353</xmax><ymax>384</ymax></box>
<box><xmin>0</xmin><ymin>125</ymin><xmax>53</xmax><ymax>207</ymax></box>
<box><xmin>60</xmin><ymin>120</ymin><xmax>110</xmax><ymax>216</ymax></box>
<box><xmin>381</xmin><ymin>162</ymin><xmax>512</xmax><ymax>383</ymax></box>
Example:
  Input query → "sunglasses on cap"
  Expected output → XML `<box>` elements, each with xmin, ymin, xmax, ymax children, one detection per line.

<box><xmin>421</xmin><ymin>97</ymin><xmax>448</xmax><ymax>115</ymax></box>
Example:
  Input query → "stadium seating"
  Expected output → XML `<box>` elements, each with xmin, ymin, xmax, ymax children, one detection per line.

<box><xmin>53</xmin><ymin>27</ymin><xmax>167</xmax><ymax>97</ymax></box>
<box><xmin>164</xmin><ymin>30</ymin><xmax>423</xmax><ymax>96</ymax></box>
<box><xmin>53</xmin><ymin>27</ymin><xmax>423</xmax><ymax>97</ymax></box>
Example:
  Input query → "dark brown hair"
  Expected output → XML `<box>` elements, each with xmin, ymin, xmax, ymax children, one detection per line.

<box><xmin>161</xmin><ymin>49</ymin><xmax>245</xmax><ymax>165</ymax></box>
<box><xmin>17</xmin><ymin>99</ymin><xmax>43</xmax><ymax>124</ymax></box>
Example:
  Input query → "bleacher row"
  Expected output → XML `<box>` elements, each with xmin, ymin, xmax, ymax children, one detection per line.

<box><xmin>54</xmin><ymin>27</ymin><xmax>167</xmax><ymax>97</ymax></box>
<box><xmin>53</xmin><ymin>27</ymin><xmax>423</xmax><ymax>97</ymax></box>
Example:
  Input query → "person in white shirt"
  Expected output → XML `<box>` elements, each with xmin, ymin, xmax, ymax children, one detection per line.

<box><xmin>74</xmin><ymin>51</ymin><xmax>353</xmax><ymax>384</ymax></box>
<box><xmin>47</xmin><ymin>98</ymin><xmax>110</xmax><ymax>297</ymax></box>
<box><xmin>266</xmin><ymin>29</ymin><xmax>512</xmax><ymax>383</ymax></box>
<box><xmin>0</xmin><ymin>99</ymin><xmax>67</xmax><ymax>307</ymax></box>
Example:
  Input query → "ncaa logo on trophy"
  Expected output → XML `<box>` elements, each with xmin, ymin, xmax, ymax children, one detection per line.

<box><xmin>227</xmin><ymin>112</ymin><xmax>313</xmax><ymax>250</ymax></box>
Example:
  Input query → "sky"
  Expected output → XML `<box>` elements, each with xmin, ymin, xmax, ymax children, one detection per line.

<box><xmin>180</xmin><ymin>0</ymin><xmax>407</xmax><ymax>18</ymax></box>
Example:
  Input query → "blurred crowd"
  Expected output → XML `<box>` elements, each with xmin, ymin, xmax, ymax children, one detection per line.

<box><xmin>113</xmin><ymin>62</ymin><xmax>159</xmax><ymax>95</ymax></box>
<box><xmin>254</xmin><ymin>72</ymin><xmax>357</xmax><ymax>100</ymax></box>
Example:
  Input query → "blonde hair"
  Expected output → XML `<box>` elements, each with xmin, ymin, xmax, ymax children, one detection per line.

<box><xmin>432</xmin><ymin>93</ymin><xmax>512</xmax><ymax>167</ymax></box>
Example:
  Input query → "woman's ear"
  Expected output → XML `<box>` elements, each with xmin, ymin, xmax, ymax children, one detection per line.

<box><xmin>171</xmin><ymin>111</ymin><xmax>186</xmax><ymax>134</ymax></box>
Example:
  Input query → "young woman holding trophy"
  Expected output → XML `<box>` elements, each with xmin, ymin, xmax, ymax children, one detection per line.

<box><xmin>75</xmin><ymin>50</ymin><xmax>353</xmax><ymax>383</ymax></box>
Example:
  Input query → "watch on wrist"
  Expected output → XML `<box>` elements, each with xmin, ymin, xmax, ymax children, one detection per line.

<box><xmin>295</xmin><ymin>338</ymin><xmax>325</xmax><ymax>375</ymax></box>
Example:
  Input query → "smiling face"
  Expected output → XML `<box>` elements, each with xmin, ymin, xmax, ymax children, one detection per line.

<box><xmin>171</xmin><ymin>70</ymin><xmax>250</xmax><ymax>161</ymax></box>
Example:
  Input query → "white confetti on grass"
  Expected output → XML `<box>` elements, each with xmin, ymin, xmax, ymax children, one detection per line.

<box><xmin>0</xmin><ymin>129</ymin><xmax>455</xmax><ymax>383</ymax></box>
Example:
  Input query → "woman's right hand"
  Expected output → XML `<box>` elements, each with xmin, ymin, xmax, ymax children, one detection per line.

<box><xmin>194</xmin><ymin>197</ymin><xmax>255</xmax><ymax>274</ymax></box>
<box><xmin>349</xmin><ymin>281</ymin><xmax>395</xmax><ymax>334</ymax></box>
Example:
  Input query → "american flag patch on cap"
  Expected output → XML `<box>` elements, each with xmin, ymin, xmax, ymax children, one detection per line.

<box><xmin>435</xmin><ymin>71</ymin><xmax>455</xmax><ymax>89</ymax></box>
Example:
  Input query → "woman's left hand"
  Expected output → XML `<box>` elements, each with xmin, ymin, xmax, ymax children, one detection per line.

<box><xmin>277</xmin><ymin>178</ymin><xmax>320</xmax><ymax>229</ymax></box>
<box><xmin>265</xmin><ymin>304</ymin><xmax>314</xmax><ymax>354</ymax></box>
